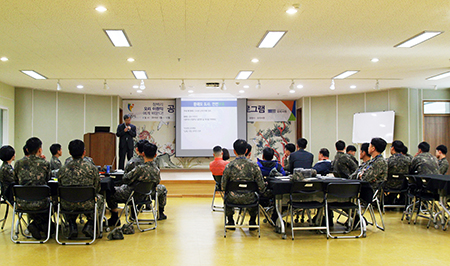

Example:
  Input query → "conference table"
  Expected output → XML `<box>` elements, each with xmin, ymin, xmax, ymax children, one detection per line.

<box><xmin>48</xmin><ymin>176</ymin><xmax>116</xmax><ymax>197</ymax></box>
<box><xmin>406</xmin><ymin>174</ymin><xmax>450</xmax><ymax>230</ymax></box>
<box><xmin>268</xmin><ymin>176</ymin><xmax>373</xmax><ymax>239</ymax></box>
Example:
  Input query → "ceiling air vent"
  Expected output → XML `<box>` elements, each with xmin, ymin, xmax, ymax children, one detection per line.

<box><xmin>206</xmin><ymin>82</ymin><xmax>220</xmax><ymax>88</ymax></box>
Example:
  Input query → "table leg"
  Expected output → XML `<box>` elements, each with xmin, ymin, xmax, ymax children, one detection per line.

<box><xmin>275</xmin><ymin>195</ymin><xmax>286</xmax><ymax>239</ymax></box>
<box><xmin>438</xmin><ymin>195</ymin><xmax>450</xmax><ymax>230</ymax></box>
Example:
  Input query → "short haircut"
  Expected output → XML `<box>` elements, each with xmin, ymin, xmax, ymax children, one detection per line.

<box><xmin>213</xmin><ymin>145</ymin><xmax>222</xmax><ymax>156</ymax></box>
<box><xmin>392</xmin><ymin>140</ymin><xmax>405</xmax><ymax>153</ymax></box>
<box><xmin>335</xmin><ymin>140</ymin><xmax>346</xmax><ymax>151</ymax></box>
<box><xmin>402</xmin><ymin>146</ymin><xmax>409</xmax><ymax>155</ymax></box>
<box><xmin>26</xmin><ymin>137</ymin><xmax>42</xmax><ymax>155</ymax></box>
<box><xmin>23</xmin><ymin>145</ymin><xmax>29</xmax><ymax>156</ymax></box>
<box><xmin>285</xmin><ymin>143</ymin><xmax>296</xmax><ymax>153</ymax></box>
<box><xmin>319</xmin><ymin>148</ymin><xmax>329</xmax><ymax>158</ymax></box>
<box><xmin>68</xmin><ymin>139</ymin><xmax>85</xmax><ymax>159</ymax></box>
<box><xmin>346</xmin><ymin>145</ymin><xmax>356</xmax><ymax>153</ymax></box>
<box><xmin>0</xmin><ymin>145</ymin><xmax>15</xmax><ymax>162</ymax></box>
<box><xmin>245</xmin><ymin>144</ymin><xmax>252</xmax><ymax>156</ymax></box>
<box><xmin>233</xmin><ymin>139</ymin><xmax>248</xmax><ymax>155</ymax></box>
<box><xmin>143</xmin><ymin>142</ymin><xmax>157</xmax><ymax>158</ymax></box>
<box><xmin>222</xmin><ymin>148</ymin><xmax>230</xmax><ymax>161</ymax></box>
<box><xmin>418</xmin><ymin>142</ymin><xmax>430</xmax><ymax>153</ymax></box>
<box><xmin>50</xmin><ymin>143</ymin><xmax>61</xmax><ymax>156</ymax></box>
<box><xmin>371</xmin><ymin>138</ymin><xmax>387</xmax><ymax>153</ymax></box>
<box><xmin>361</xmin><ymin>143</ymin><xmax>370</xmax><ymax>155</ymax></box>
<box><xmin>136</xmin><ymin>139</ymin><xmax>149</xmax><ymax>153</ymax></box>
<box><xmin>262</xmin><ymin>147</ymin><xmax>274</xmax><ymax>161</ymax></box>
<box><xmin>436</xmin><ymin>144</ymin><xmax>448</xmax><ymax>155</ymax></box>
<box><xmin>297</xmin><ymin>138</ymin><xmax>307</xmax><ymax>149</ymax></box>
<box><xmin>123</xmin><ymin>114</ymin><xmax>131</xmax><ymax>120</ymax></box>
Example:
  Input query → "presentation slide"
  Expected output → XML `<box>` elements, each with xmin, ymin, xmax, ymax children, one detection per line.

<box><xmin>175</xmin><ymin>98</ymin><xmax>247</xmax><ymax>157</ymax></box>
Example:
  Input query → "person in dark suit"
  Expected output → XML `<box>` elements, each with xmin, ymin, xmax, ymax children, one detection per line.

<box><xmin>116</xmin><ymin>114</ymin><xmax>137</xmax><ymax>169</ymax></box>
<box><xmin>289</xmin><ymin>138</ymin><xmax>314</xmax><ymax>173</ymax></box>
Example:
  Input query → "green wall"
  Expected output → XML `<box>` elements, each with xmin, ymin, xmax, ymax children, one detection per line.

<box><xmin>0</xmin><ymin>81</ymin><xmax>15</xmax><ymax>147</ymax></box>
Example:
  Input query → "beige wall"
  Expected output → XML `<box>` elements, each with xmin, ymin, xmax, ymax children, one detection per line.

<box><xmin>0</xmin><ymin>81</ymin><xmax>15</xmax><ymax>147</ymax></box>
<box><xmin>15</xmin><ymin>88</ymin><xmax>120</xmax><ymax>160</ymax></box>
<box><xmin>300</xmin><ymin>88</ymin><xmax>450</xmax><ymax>163</ymax></box>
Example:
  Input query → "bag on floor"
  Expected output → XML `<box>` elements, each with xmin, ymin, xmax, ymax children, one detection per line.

<box><xmin>107</xmin><ymin>227</ymin><xmax>124</xmax><ymax>240</ymax></box>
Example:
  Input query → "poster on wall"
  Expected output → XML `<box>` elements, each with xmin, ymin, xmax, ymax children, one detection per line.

<box><xmin>247</xmin><ymin>100</ymin><xmax>296</xmax><ymax>122</ymax></box>
<box><xmin>123</xmin><ymin>100</ymin><xmax>175</xmax><ymax>122</ymax></box>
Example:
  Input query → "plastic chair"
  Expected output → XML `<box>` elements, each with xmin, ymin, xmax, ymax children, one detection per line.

<box><xmin>382</xmin><ymin>173</ymin><xmax>408</xmax><ymax>213</ymax></box>
<box><xmin>223</xmin><ymin>181</ymin><xmax>260</xmax><ymax>238</ymax></box>
<box><xmin>55</xmin><ymin>186</ymin><xmax>104</xmax><ymax>245</ymax></box>
<box><xmin>10</xmin><ymin>185</ymin><xmax>52</xmax><ymax>244</ymax></box>
<box><xmin>211</xmin><ymin>175</ymin><xmax>224</xmax><ymax>211</ymax></box>
<box><xmin>288</xmin><ymin>181</ymin><xmax>326</xmax><ymax>240</ymax></box>
<box><xmin>325</xmin><ymin>182</ymin><xmax>365</xmax><ymax>239</ymax></box>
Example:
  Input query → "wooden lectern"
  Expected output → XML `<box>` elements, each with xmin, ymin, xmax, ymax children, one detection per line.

<box><xmin>84</xmin><ymin>132</ymin><xmax>116</xmax><ymax>169</ymax></box>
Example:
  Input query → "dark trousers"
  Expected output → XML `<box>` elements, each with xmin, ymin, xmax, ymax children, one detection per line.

<box><xmin>118</xmin><ymin>147</ymin><xmax>133</xmax><ymax>170</ymax></box>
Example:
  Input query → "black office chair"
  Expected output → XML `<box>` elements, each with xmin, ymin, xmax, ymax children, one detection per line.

<box><xmin>211</xmin><ymin>175</ymin><xmax>224</xmax><ymax>212</ymax></box>
<box><xmin>382</xmin><ymin>173</ymin><xmax>408</xmax><ymax>213</ymax></box>
<box><xmin>412</xmin><ymin>177</ymin><xmax>439</xmax><ymax>228</ymax></box>
<box><xmin>288</xmin><ymin>181</ymin><xmax>326</xmax><ymax>240</ymax></box>
<box><xmin>325</xmin><ymin>182</ymin><xmax>365</xmax><ymax>239</ymax></box>
<box><xmin>55</xmin><ymin>186</ymin><xmax>104</xmax><ymax>245</ymax></box>
<box><xmin>118</xmin><ymin>182</ymin><xmax>158</xmax><ymax>232</ymax></box>
<box><xmin>223</xmin><ymin>180</ymin><xmax>260</xmax><ymax>238</ymax></box>
<box><xmin>10</xmin><ymin>185</ymin><xmax>52</xmax><ymax>244</ymax></box>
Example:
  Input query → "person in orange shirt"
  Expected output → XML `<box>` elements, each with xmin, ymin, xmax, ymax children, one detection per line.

<box><xmin>209</xmin><ymin>146</ymin><xmax>230</xmax><ymax>189</ymax></box>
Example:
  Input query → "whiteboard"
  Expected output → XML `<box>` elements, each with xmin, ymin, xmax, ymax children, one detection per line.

<box><xmin>352</xmin><ymin>111</ymin><xmax>395</xmax><ymax>143</ymax></box>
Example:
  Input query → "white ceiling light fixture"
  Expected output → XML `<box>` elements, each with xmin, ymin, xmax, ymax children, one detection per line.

<box><xmin>133</xmin><ymin>85</ymin><xmax>139</xmax><ymax>89</ymax></box>
<box><xmin>235</xmin><ymin>70</ymin><xmax>253</xmax><ymax>80</ymax></box>
<box><xmin>333</xmin><ymin>70</ymin><xmax>359</xmax><ymax>79</ymax></box>
<box><xmin>371</xmin><ymin>58</ymin><xmax>379</xmax><ymax>62</ymax></box>
<box><xmin>56</xmin><ymin>80</ymin><xmax>62</xmax><ymax>91</ymax></box>
<box><xmin>350</xmin><ymin>85</ymin><xmax>356</xmax><ymax>89</ymax></box>
<box><xmin>221</xmin><ymin>80</ymin><xmax>227</xmax><ymax>91</ymax></box>
<box><xmin>77</xmin><ymin>85</ymin><xmax>84</xmax><ymax>89</ymax></box>
<box><xmin>188</xmin><ymin>90</ymin><xmax>194</xmax><ymax>93</ymax></box>
<box><xmin>256</xmin><ymin>80</ymin><xmax>261</xmax><ymax>89</ymax></box>
<box><xmin>20</xmin><ymin>70</ymin><xmax>47</xmax><ymax>79</ymax></box>
<box><xmin>95</xmin><ymin>6</ymin><xmax>107</xmax><ymax>12</ymax></box>
<box><xmin>257</xmin><ymin>31</ymin><xmax>287</xmax><ymax>48</ymax></box>
<box><xmin>103</xmin><ymin>79</ymin><xmax>110</xmax><ymax>90</ymax></box>
<box><xmin>395</xmin><ymin>31</ymin><xmax>443</xmax><ymax>48</ymax></box>
<box><xmin>289</xmin><ymin>80</ymin><xmax>295</xmax><ymax>90</ymax></box>
<box><xmin>329</xmin><ymin>79</ymin><xmax>335</xmax><ymax>90</ymax></box>
<box><xmin>104</xmin><ymin>29</ymin><xmax>131</xmax><ymax>47</ymax></box>
<box><xmin>289</xmin><ymin>89</ymin><xmax>296</xmax><ymax>93</ymax></box>
<box><xmin>127</xmin><ymin>58</ymin><xmax>135</xmax><ymax>62</ymax></box>
<box><xmin>137</xmin><ymin>90</ymin><xmax>142</xmax><ymax>93</ymax></box>
<box><xmin>180</xmin><ymin>80</ymin><xmax>186</xmax><ymax>90</ymax></box>
<box><xmin>239</xmin><ymin>90</ymin><xmax>245</xmax><ymax>94</ymax></box>
<box><xmin>286</xmin><ymin>4</ymin><xmax>300</xmax><ymax>14</ymax></box>
<box><xmin>132</xmin><ymin>70</ymin><xmax>148</xmax><ymax>79</ymax></box>
<box><xmin>0</xmin><ymin>57</ymin><xmax>8</xmax><ymax>62</ymax></box>
<box><xmin>426</xmin><ymin>71</ymin><xmax>450</xmax><ymax>80</ymax></box>
<box><xmin>374</xmin><ymin>80</ymin><xmax>380</xmax><ymax>90</ymax></box>
<box><xmin>297</xmin><ymin>84</ymin><xmax>303</xmax><ymax>89</ymax></box>
<box><xmin>243</xmin><ymin>85</ymin><xmax>249</xmax><ymax>89</ymax></box>
<box><xmin>251</xmin><ymin>58</ymin><xmax>259</xmax><ymax>63</ymax></box>
<box><xmin>139</xmin><ymin>80</ymin><xmax>146</xmax><ymax>90</ymax></box>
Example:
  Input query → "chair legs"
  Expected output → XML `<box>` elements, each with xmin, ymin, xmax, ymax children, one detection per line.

<box><xmin>11</xmin><ymin>203</ymin><xmax>53</xmax><ymax>244</ymax></box>
<box><xmin>224</xmin><ymin>206</ymin><xmax>260</xmax><ymax>238</ymax></box>
<box><xmin>325</xmin><ymin>200</ymin><xmax>365</xmax><ymax>239</ymax></box>
<box><xmin>130</xmin><ymin>195</ymin><xmax>157</xmax><ymax>232</ymax></box>
<box><xmin>211</xmin><ymin>187</ymin><xmax>224</xmax><ymax>212</ymax></box>
<box><xmin>0</xmin><ymin>200</ymin><xmax>10</xmax><ymax>230</ymax></box>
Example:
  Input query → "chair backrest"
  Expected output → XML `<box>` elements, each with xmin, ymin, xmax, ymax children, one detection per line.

<box><xmin>291</xmin><ymin>181</ymin><xmax>323</xmax><ymax>195</ymax></box>
<box><xmin>133</xmin><ymin>182</ymin><xmax>156</xmax><ymax>195</ymax></box>
<box><xmin>58</xmin><ymin>186</ymin><xmax>95</xmax><ymax>203</ymax></box>
<box><xmin>387</xmin><ymin>173</ymin><xmax>407</xmax><ymax>186</ymax></box>
<box><xmin>213</xmin><ymin>175</ymin><xmax>222</xmax><ymax>183</ymax></box>
<box><xmin>13</xmin><ymin>185</ymin><xmax>51</xmax><ymax>202</ymax></box>
<box><xmin>225</xmin><ymin>181</ymin><xmax>258</xmax><ymax>193</ymax></box>
<box><xmin>326</xmin><ymin>182</ymin><xmax>361</xmax><ymax>198</ymax></box>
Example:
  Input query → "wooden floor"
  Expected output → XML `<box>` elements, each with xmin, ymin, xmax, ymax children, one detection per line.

<box><xmin>1</xmin><ymin>197</ymin><xmax>450</xmax><ymax>265</ymax></box>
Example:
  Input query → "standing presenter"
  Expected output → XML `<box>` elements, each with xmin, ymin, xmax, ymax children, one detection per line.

<box><xmin>116</xmin><ymin>114</ymin><xmax>137</xmax><ymax>169</ymax></box>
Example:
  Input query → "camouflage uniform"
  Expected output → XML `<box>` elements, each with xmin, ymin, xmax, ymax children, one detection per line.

<box><xmin>58</xmin><ymin>157</ymin><xmax>102</xmax><ymax>221</ymax></box>
<box><xmin>221</xmin><ymin>157</ymin><xmax>265</xmax><ymax>217</ymax></box>
<box><xmin>349</xmin><ymin>160</ymin><xmax>368</xmax><ymax>179</ymax></box>
<box><xmin>65</xmin><ymin>156</ymin><xmax>95</xmax><ymax>166</ymax></box>
<box><xmin>409</xmin><ymin>152</ymin><xmax>440</xmax><ymax>175</ymax></box>
<box><xmin>50</xmin><ymin>156</ymin><xmax>62</xmax><ymax>177</ymax></box>
<box><xmin>0</xmin><ymin>162</ymin><xmax>14</xmax><ymax>203</ymax></box>
<box><xmin>386</xmin><ymin>153</ymin><xmax>410</xmax><ymax>189</ymax></box>
<box><xmin>283</xmin><ymin>156</ymin><xmax>290</xmax><ymax>174</ymax></box>
<box><xmin>405</xmin><ymin>154</ymin><xmax>414</xmax><ymax>162</ymax></box>
<box><xmin>349</xmin><ymin>155</ymin><xmax>359</xmax><ymax>167</ymax></box>
<box><xmin>358</xmin><ymin>155</ymin><xmax>388</xmax><ymax>190</ymax></box>
<box><xmin>123</xmin><ymin>155</ymin><xmax>167</xmax><ymax>210</ymax></box>
<box><xmin>107</xmin><ymin>160</ymin><xmax>165</xmax><ymax>210</ymax></box>
<box><xmin>438</xmin><ymin>157</ymin><xmax>449</xmax><ymax>175</ymax></box>
<box><xmin>332</xmin><ymin>152</ymin><xmax>358</xmax><ymax>178</ymax></box>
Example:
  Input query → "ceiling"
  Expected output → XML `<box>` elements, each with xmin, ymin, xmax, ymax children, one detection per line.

<box><xmin>1</xmin><ymin>0</ymin><xmax>450</xmax><ymax>100</ymax></box>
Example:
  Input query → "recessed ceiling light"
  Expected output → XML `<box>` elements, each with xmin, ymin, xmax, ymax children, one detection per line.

<box><xmin>104</xmin><ymin>29</ymin><xmax>131</xmax><ymax>47</ymax></box>
<box><xmin>20</xmin><ymin>70</ymin><xmax>47</xmax><ymax>79</ymax></box>
<box><xmin>132</xmin><ymin>70</ymin><xmax>148</xmax><ymax>79</ymax></box>
<box><xmin>137</xmin><ymin>90</ymin><xmax>142</xmax><ymax>93</ymax></box>
<box><xmin>286</xmin><ymin>5</ymin><xmax>300</xmax><ymax>14</ymax></box>
<box><xmin>95</xmin><ymin>6</ymin><xmax>107</xmax><ymax>12</ymax></box>
<box><xmin>127</xmin><ymin>58</ymin><xmax>135</xmax><ymax>62</ymax></box>
<box><xmin>395</xmin><ymin>31</ymin><xmax>443</xmax><ymax>48</ymax></box>
<box><xmin>251</xmin><ymin>58</ymin><xmax>259</xmax><ymax>63</ymax></box>
<box><xmin>0</xmin><ymin>57</ymin><xmax>8</xmax><ymax>62</ymax></box>
<box><xmin>239</xmin><ymin>90</ymin><xmax>245</xmax><ymax>93</ymax></box>
<box><xmin>333</xmin><ymin>70</ymin><xmax>359</xmax><ymax>79</ymax></box>
<box><xmin>296</xmin><ymin>84</ymin><xmax>303</xmax><ymax>89</ymax></box>
<box><xmin>188</xmin><ymin>90</ymin><xmax>194</xmax><ymax>93</ymax></box>
<box><xmin>426</xmin><ymin>71</ymin><xmax>450</xmax><ymax>81</ymax></box>
<box><xmin>235</xmin><ymin>71</ymin><xmax>253</xmax><ymax>80</ymax></box>
<box><xmin>371</xmin><ymin>58</ymin><xmax>379</xmax><ymax>62</ymax></box>
<box><xmin>350</xmin><ymin>85</ymin><xmax>357</xmax><ymax>89</ymax></box>
<box><xmin>289</xmin><ymin>89</ymin><xmax>296</xmax><ymax>93</ymax></box>
<box><xmin>257</xmin><ymin>31</ymin><xmax>287</xmax><ymax>48</ymax></box>
<box><xmin>77</xmin><ymin>85</ymin><xmax>84</xmax><ymax>89</ymax></box>
<box><xmin>133</xmin><ymin>85</ymin><xmax>139</xmax><ymax>89</ymax></box>
<box><xmin>243</xmin><ymin>85</ymin><xmax>249</xmax><ymax>89</ymax></box>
